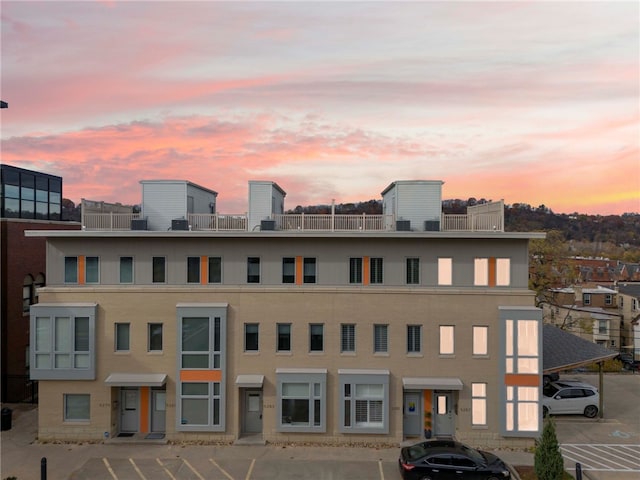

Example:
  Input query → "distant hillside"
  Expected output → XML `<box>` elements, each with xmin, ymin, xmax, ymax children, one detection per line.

<box><xmin>288</xmin><ymin>199</ymin><xmax>640</xmax><ymax>247</ymax></box>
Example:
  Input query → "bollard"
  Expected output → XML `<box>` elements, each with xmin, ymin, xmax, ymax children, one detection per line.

<box><xmin>575</xmin><ymin>462</ymin><xmax>582</xmax><ymax>480</ymax></box>
<box><xmin>41</xmin><ymin>457</ymin><xmax>47</xmax><ymax>480</ymax></box>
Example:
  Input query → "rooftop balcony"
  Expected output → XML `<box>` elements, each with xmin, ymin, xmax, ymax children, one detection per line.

<box><xmin>81</xmin><ymin>211</ymin><xmax>504</xmax><ymax>232</ymax></box>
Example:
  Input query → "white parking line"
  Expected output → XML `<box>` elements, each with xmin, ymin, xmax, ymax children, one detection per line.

<box><xmin>561</xmin><ymin>444</ymin><xmax>640</xmax><ymax>472</ymax></box>
<box><xmin>102</xmin><ymin>458</ymin><xmax>118</xmax><ymax>480</ymax></box>
<box><xmin>183</xmin><ymin>458</ymin><xmax>207</xmax><ymax>480</ymax></box>
<box><xmin>378</xmin><ymin>460</ymin><xmax>384</xmax><ymax>480</ymax></box>
<box><xmin>129</xmin><ymin>458</ymin><xmax>147</xmax><ymax>479</ymax></box>
<box><xmin>156</xmin><ymin>458</ymin><xmax>177</xmax><ymax>480</ymax></box>
<box><xmin>210</xmin><ymin>458</ymin><xmax>236</xmax><ymax>480</ymax></box>
<box><xmin>245</xmin><ymin>458</ymin><xmax>256</xmax><ymax>480</ymax></box>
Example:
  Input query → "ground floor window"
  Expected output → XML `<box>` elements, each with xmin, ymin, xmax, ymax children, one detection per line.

<box><xmin>64</xmin><ymin>393</ymin><xmax>90</xmax><ymax>421</ymax></box>
<box><xmin>276</xmin><ymin>369</ymin><xmax>326</xmax><ymax>433</ymax></box>
<box><xmin>180</xmin><ymin>382</ymin><xmax>221</xmax><ymax>427</ymax></box>
<box><xmin>339</xmin><ymin>369</ymin><xmax>389</xmax><ymax>434</ymax></box>
<box><xmin>505</xmin><ymin>386</ymin><xmax>538</xmax><ymax>433</ymax></box>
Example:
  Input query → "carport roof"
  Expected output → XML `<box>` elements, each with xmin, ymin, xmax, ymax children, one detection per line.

<box><xmin>543</xmin><ymin>324</ymin><xmax>618</xmax><ymax>373</ymax></box>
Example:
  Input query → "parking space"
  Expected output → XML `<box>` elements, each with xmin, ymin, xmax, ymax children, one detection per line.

<box><xmin>560</xmin><ymin>444</ymin><xmax>640</xmax><ymax>474</ymax></box>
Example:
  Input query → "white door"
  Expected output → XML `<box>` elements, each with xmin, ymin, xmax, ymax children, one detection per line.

<box><xmin>403</xmin><ymin>392</ymin><xmax>422</xmax><ymax>437</ymax></box>
<box><xmin>151</xmin><ymin>390</ymin><xmax>166</xmax><ymax>433</ymax></box>
<box><xmin>244</xmin><ymin>390</ymin><xmax>262</xmax><ymax>433</ymax></box>
<box><xmin>433</xmin><ymin>392</ymin><xmax>455</xmax><ymax>437</ymax></box>
<box><xmin>120</xmin><ymin>388</ymin><xmax>139</xmax><ymax>432</ymax></box>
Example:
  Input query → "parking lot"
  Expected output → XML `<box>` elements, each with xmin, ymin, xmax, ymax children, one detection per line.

<box><xmin>1</xmin><ymin>373</ymin><xmax>638</xmax><ymax>480</ymax></box>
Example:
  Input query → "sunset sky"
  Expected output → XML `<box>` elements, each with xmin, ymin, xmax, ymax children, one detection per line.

<box><xmin>1</xmin><ymin>1</ymin><xmax>638</xmax><ymax>215</ymax></box>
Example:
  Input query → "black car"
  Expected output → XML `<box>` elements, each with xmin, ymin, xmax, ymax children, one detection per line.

<box><xmin>616</xmin><ymin>353</ymin><xmax>640</xmax><ymax>372</ymax></box>
<box><xmin>399</xmin><ymin>440</ymin><xmax>511</xmax><ymax>480</ymax></box>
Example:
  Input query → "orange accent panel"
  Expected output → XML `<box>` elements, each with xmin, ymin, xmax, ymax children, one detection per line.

<box><xmin>363</xmin><ymin>257</ymin><xmax>370</xmax><ymax>285</ymax></box>
<box><xmin>78</xmin><ymin>256</ymin><xmax>85</xmax><ymax>284</ymax></box>
<box><xmin>488</xmin><ymin>257</ymin><xmax>496</xmax><ymax>287</ymax></box>
<box><xmin>296</xmin><ymin>256</ymin><xmax>303</xmax><ymax>285</ymax></box>
<box><xmin>201</xmin><ymin>256</ymin><xmax>207</xmax><ymax>284</ymax></box>
<box><xmin>180</xmin><ymin>370</ymin><xmax>223</xmax><ymax>382</ymax></box>
<box><xmin>139</xmin><ymin>387</ymin><xmax>149</xmax><ymax>433</ymax></box>
<box><xmin>504</xmin><ymin>374</ymin><xmax>539</xmax><ymax>386</ymax></box>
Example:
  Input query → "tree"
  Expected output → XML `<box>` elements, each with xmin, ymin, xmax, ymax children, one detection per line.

<box><xmin>535</xmin><ymin>418</ymin><xmax>565</xmax><ymax>480</ymax></box>
<box><xmin>529</xmin><ymin>230</ymin><xmax>577</xmax><ymax>306</ymax></box>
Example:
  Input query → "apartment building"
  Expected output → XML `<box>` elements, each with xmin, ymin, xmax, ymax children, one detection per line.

<box><xmin>27</xmin><ymin>179</ymin><xmax>544</xmax><ymax>448</ymax></box>
<box><xmin>617</xmin><ymin>283</ymin><xmax>640</xmax><ymax>359</ymax></box>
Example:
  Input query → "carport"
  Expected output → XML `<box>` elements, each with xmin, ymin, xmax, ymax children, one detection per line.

<box><xmin>542</xmin><ymin>324</ymin><xmax>618</xmax><ymax>418</ymax></box>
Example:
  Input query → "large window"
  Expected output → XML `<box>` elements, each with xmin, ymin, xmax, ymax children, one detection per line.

<box><xmin>181</xmin><ymin>317</ymin><xmax>211</xmax><ymax>368</ymax></box>
<box><xmin>407</xmin><ymin>325</ymin><xmax>421</xmax><ymax>353</ymax></box>
<box><xmin>245</xmin><ymin>323</ymin><xmax>259</xmax><ymax>352</ymax></box>
<box><xmin>406</xmin><ymin>258</ymin><xmax>420</xmax><ymax>285</ymax></box>
<box><xmin>115</xmin><ymin>323</ymin><xmax>130</xmax><ymax>352</ymax></box>
<box><xmin>148</xmin><ymin>323</ymin><xmax>163</xmax><ymax>352</ymax></box>
<box><xmin>30</xmin><ymin>304</ymin><xmax>96</xmax><ymax>380</ymax></box>
<box><xmin>119</xmin><ymin>257</ymin><xmax>134</xmax><ymax>284</ymax></box>
<box><xmin>438</xmin><ymin>258</ymin><xmax>452</xmax><ymax>285</ymax></box>
<box><xmin>187</xmin><ymin>257</ymin><xmax>201</xmax><ymax>283</ymax></box>
<box><xmin>152</xmin><ymin>257</ymin><xmax>166</xmax><ymax>283</ymax></box>
<box><xmin>247</xmin><ymin>257</ymin><xmax>260</xmax><ymax>283</ymax></box>
<box><xmin>309</xmin><ymin>324</ymin><xmax>324</xmax><ymax>352</ymax></box>
<box><xmin>341</xmin><ymin>324</ymin><xmax>355</xmax><ymax>353</ymax></box>
<box><xmin>64</xmin><ymin>394</ymin><xmax>90</xmax><ymax>422</ymax></box>
<box><xmin>339</xmin><ymin>370</ymin><xmax>389</xmax><ymax>434</ymax></box>
<box><xmin>473</xmin><ymin>326</ymin><xmax>488</xmax><ymax>356</ymax></box>
<box><xmin>277</xmin><ymin>370</ymin><xmax>326</xmax><ymax>433</ymax></box>
<box><xmin>374</xmin><ymin>324</ymin><xmax>388</xmax><ymax>353</ymax></box>
<box><xmin>471</xmin><ymin>383</ymin><xmax>487</xmax><ymax>426</ymax></box>
<box><xmin>439</xmin><ymin>325</ymin><xmax>454</xmax><ymax>355</ymax></box>
<box><xmin>349</xmin><ymin>257</ymin><xmax>363</xmax><ymax>284</ymax></box>
<box><xmin>370</xmin><ymin>257</ymin><xmax>383</xmax><ymax>284</ymax></box>
<box><xmin>277</xmin><ymin>323</ymin><xmax>291</xmax><ymax>352</ymax></box>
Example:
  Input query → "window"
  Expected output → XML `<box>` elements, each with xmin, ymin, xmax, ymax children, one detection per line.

<box><xmin>282</xmin><ymin>257</ymin><xmax>295</xmax><ymax>283</ymax></box>
<box><xmin>85</xmin><ymin>257</ymin><xmax>99</xmax><ymax>283</ymax></box>
<box><xmin>245</xmin><ymin>323</ymin><xmax>259</xmax><ymax>352</ymax></box>
<box><xmin>374</xmin><ymin>324</ymin><xmax>388</xmax><ymax>353</ymax></box>
<box><xmin>472</xmin><ymin>383</ymin><xmax>487</xmax><ymax>426</ymax></box>
<box><xmin>181</xmin><ymin>382</ymin><xmax>221</xmax><ymax>426</ymax></box>
<box><xmin>474</xmin><ymin>258</ymin><xmax>489</xmax><ymax>286</ymax></box>
<box><xmin>406</xmin><ymin>258</ymin><xmax>419</xmax><ymax>284</ymax></box>
<box><xmin>277</xmin><ymin>370</ymin><xmax>326</xmax><ymax>432</ymax></box>
<box><xmin>407</xmin><ymin>325</ymin><xmax>421</xmax><ymax>353</ymax></box>
<box><xmin>598</xmin><ymin>320</ymin><xmax>607</xmax><ymax>335</ymax></box>
<box><xmin>64</xmin><ymin>257</ymin><xmax>78</xmax><ymax>283</ymax></box>
<box><xmin>340</xmin><ymin>370</ymin><xmax>389</xmax><ymax>434</ymax></box>
<box><xmin>303</xmin><ymin>258</ymin><xmax>316</xmax><ymax>283</ymax></box>
<box><xmin>247</xmin><ymin>257</ymin><xmax>260</xmax><ymax>283</ymax></box>
<box><xmin>208</xmin><ymin>257</ymin><xmax>222</xmax><ymax>283</ymax></box>
<box><xmin>370</xmin><ymin>257</ymin><xmax>383</xmax><ymax>284</ymax></box>
<box><xmin>33</xmin><ymin>273</ymin><xmax>45</xmax><ymax>304</ymax></box>
<box><xmin>119</xmin><ymin>257</ymin><xmax>133</xmax><ymax>284</ymax></box>
<box><xmin>152</xmin><ymin>257</ymin><xmax>166</xmax><ymax>283</ymax></box>
<box><xmin>64</xmin><ymin>394</ymin><xmax>90</xmax><ymax>422</ymax></box>
<box><xmin>148</xmin><ymin>323</ymin><xmax>163</xmax><ymax>352</ymax></box>
<box><xmin>115</xmin><ymin>323</ymin><xmax>130</xmax><ymax>352</ymax></box>
<box><xmin>583</xmin><ymin>293</ymin><xmax>591</xmax><ymax>306</ymax></box>
<box><xmin>605</xmin><ymin>294</ymin><xmax>612</xmax><ymax>306</ymax></box>
<box><xmin>187</xmin><ymin>257</ymin><xmax>200</xmax><ymax>283</ymax></box>
<box><xmin>473</xmin><ymin>326</ymin><xmax>488</xmax><ymax>356</ymax></box>
<box><xmin>349</xmin><ymin>257</ymin><xmax>363</xmax><ymax>284</ymax></box>
<box><xmin>23</xmin><ymin>275</ymin><xmax>34</xmax><ymax>312</ymax></box>
<box><xmin>277</xmin><ymin>323</ymin><xmax>291</xmax><ymax>352</ymax></box>
<box><xmin>309</xmin><ymin>324</ymin><xmax>324</xmax><ymax>352</ymax></box>
<box><xmin>181</xmin><ymin>317</ymin><xmax>210</xmax><ymax>368</ymax></box>
<box><xmin>30</xmin><ymin>304</ymin><xmax>96</xmax><ymax>380</ymax></box>
<box><xmin>496</xmin><ymin>258</ymin><xmax>510</xmax><ymax>286</ymax></box>
<box><xmin>505</xmin><ymin>386</ymin><xmax>538</xmax><ymax>433</ymax></box>
<box><xmin>439</xmin><ymin>325</ymin><xmax>454</xmax><ymax>355</ymax></box>
<box><xmin>341</xmin><ymin>324</ymin><xmax>355</xmax><ymax>353</ymax></box>
<box><xmin>438</xmin><ymin>258</ymin><xmax>452</xmax><ymax>285</ymax></box>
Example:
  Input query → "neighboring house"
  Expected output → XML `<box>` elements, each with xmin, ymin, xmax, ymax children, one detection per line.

<box><xmin>0</xmin><ymin>164</ymin><xmax>80</xmax><ymax>402</ymax></box>
<box><xmin>27</xmin><ymin>179</ymin><xmax>544</xmax><ymax>448</ymax></box>
<box><xmin>616</xmin><ymin>282</ymin><xmax>640</xmax><ymax>360</ymax></box>
<box><xmin>542</xmin><ymin>286</ymin><xmax>621</xmax><ymax>349</ymax></box>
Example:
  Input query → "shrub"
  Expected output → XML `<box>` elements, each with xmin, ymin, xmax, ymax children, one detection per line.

<box><xmin>535</xmin><ymin>417</ymin><xmax>564</xmax><ymax>480</ymax></box>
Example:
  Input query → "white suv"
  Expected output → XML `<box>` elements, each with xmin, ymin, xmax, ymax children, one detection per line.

<box><xmin>542</xmin><ymin>380</ymin><xmax>600</xmax><ymax>418</ymax></box>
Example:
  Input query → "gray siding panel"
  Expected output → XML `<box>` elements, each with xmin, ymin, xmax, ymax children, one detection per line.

<box><xmin>142</xmin><ymin>182</ymin><xmax>188</xmax><ymax>231</ymax></box>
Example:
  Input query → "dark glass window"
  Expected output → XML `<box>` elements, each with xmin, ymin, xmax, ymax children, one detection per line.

<box><xmin>245</xmin><ymin>323</ymin><xmax>259</xmax><ymax>351</ymax></box>
<box><xmin>282</xmin><ymin>257</ymin><xmax>295</xmax><ymax>283</ymax></box>
<box><xmin>187</xmin><ymin>257</ymin><xmax>200</xmax><ymax>283</ymax></box>
<box><xmin>247</xmin><ymin>257</ymin><xmax>260</xmax><ymax>283</ymax></box>
<box><xmin>310</xmin><ymin>324</ymin><xmax>324</xmax><ymax>352</ymax></box>
<box><xmin>277</xmin><ymin>323</ymin><xmax>291</xmax><ymax>352</ymax></box>
<box><xmin>208</xmin><ymin>257</ymin><xmax>222</xmax><ymax>283</ymax></box>
<box><xmin>303</xmin><ymin>258</ymin><xmax>316</xmax><ymax>283</ymax></box>
<box><xmin>152</xmin><ymin>257</ymin><xmax>166</xmax><ymax>283</ymax></box>
<box><xmin>349</xmin><ymin>258</ymin><xmax>362</xmax><ymax>284</ymax></box>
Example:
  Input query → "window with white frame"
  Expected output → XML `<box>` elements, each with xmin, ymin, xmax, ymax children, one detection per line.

<box><xmin>341</xmin><ymin>324</ymin><xmax>355</xmax><ymax>352</ymax></box>
<box><xmin>407</xmin><ymin>325</ymin><xmax>421</xmax><ymax>353</ymax></box>
<box><xmin>505</xmin><ymin>386</ymin><xmax>538</xmax><ymax>432</ymax></box>
<box><xmin>374</xmin><ymin>324</ymin><xmax>388</xmax><ymax>353</ymax></box>
<box><xmin>438</xmin><ymin>258</ymin><xmax>452</xmax><ymax>285</ymax></box>
<box><xmin>471</xmin><ymin>383</ymin><xmax>487</xmax><ymax>426</ymax></box>
<box><xmin>496</xmin><ymin>258</ymin><xmax>510</xmax><ymax>286</ymax></box>
<box><xmin>583</xmin><ymin>293</ymin><xmax>591</xmax><ymax>306</ymax></box>
<box><xmin>439</xmin><ymin>325</ymin><xmax>454</xmax><ymax>355</ymax></box>
<box><xmin>473</xmin><ymin>326</ymin><xmax>488</xmax><ymax>356</ymax></box>
<box><xmin>370</xmin><ymin>257</ymin><xmax>383</xmax><ymax>284</ymax></box>
<box><xmin>605</xmin><ymin>294</ymin><xmax>612</xmax><ymax>306</ymax></box>
<box><xmin>339</xmin><ymin>370</ymin><xmax>389</xmax><ymax>434</ymax></box>
<box><xmin>598</xmin><ymin>319</ymin><xmax>607</xmax><ymax>335</ymax></box>
<box><xmin>406</xmin><ymin>258</ymin><xmax>420</xmax><ymax>285</ymax></box>
<box><xmin>119</xmin><ymin>257</ymin><xmax>134</xmax><ymax>284</ymax></box>
<box><xmin>64</xmin><ymin>393</ymin><xmax>90</xmax><ymax>421</ymax></box>
<box><xmin>474</xmin><ymin>258</ymin><xmax>489</xmax><ymax>286</ymax></box>
<box><xmin>349</xmin><ymin>257</ymin><xmax>363</xmax><ymax>284</ymax></box>
<box><xmin>115</xmin><ymin>323</ymin><xmax>130</xmax><ymax>352</ymax></box>
<box><xmin>277</xmin><ymin>370</ymin><xmax>326</xmax><ymax>433</ymax></box>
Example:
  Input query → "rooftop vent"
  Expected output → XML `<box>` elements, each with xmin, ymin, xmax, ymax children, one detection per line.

<box><xmin>396</xmin><ymin>220</ymin><xmax>411</xmax><ymax>231</ymax></box>
<box><xmin>131</xmin><ymin>218</ymin><xmax>148</xmax><ymax>231</ymax></box>
<box><xmin>171</xmin><ymin>219</ymin><xmax>189</xmax><ymax>231</ymax></box>
<box><xmin>260</xmin><ymin>220</ymin><xmax>275</xmax><ymax>231</ymax></box>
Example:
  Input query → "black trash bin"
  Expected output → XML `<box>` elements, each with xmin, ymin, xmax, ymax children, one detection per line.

<box><xmin>1</xmin><ymin>407</ymin><xmax>12</xmax><ymax>431</ymax></box>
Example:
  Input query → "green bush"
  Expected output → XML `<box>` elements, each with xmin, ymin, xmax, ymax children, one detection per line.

<box><xmin>535</xmin><ymin>417</ymin><xmax>565</xmax><ymax>480</ymax></box>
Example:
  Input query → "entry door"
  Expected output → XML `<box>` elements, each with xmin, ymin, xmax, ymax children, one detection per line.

<box><xmin>403</xmin><ymin>392</ymin><xmax>422</xmax><ymax>437</ymax></box>
<box><xmin>244</xmin><ymin>390</ymin><xmax>263</xmax><ymax>433</ymax></box>
<box><xmin>151</xmin><ymin>390</ymin><xmax>166</xmax><ymax>433</ymax></box>
<box><xmin>120</xmin><ymin>388</ymin><xmax>139</xmax><ymax>432</ymax></box>
<box><xmin>433</xmin><ymin>392</ymin><xmax>455</xmax><ymax>437</ymax></box>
